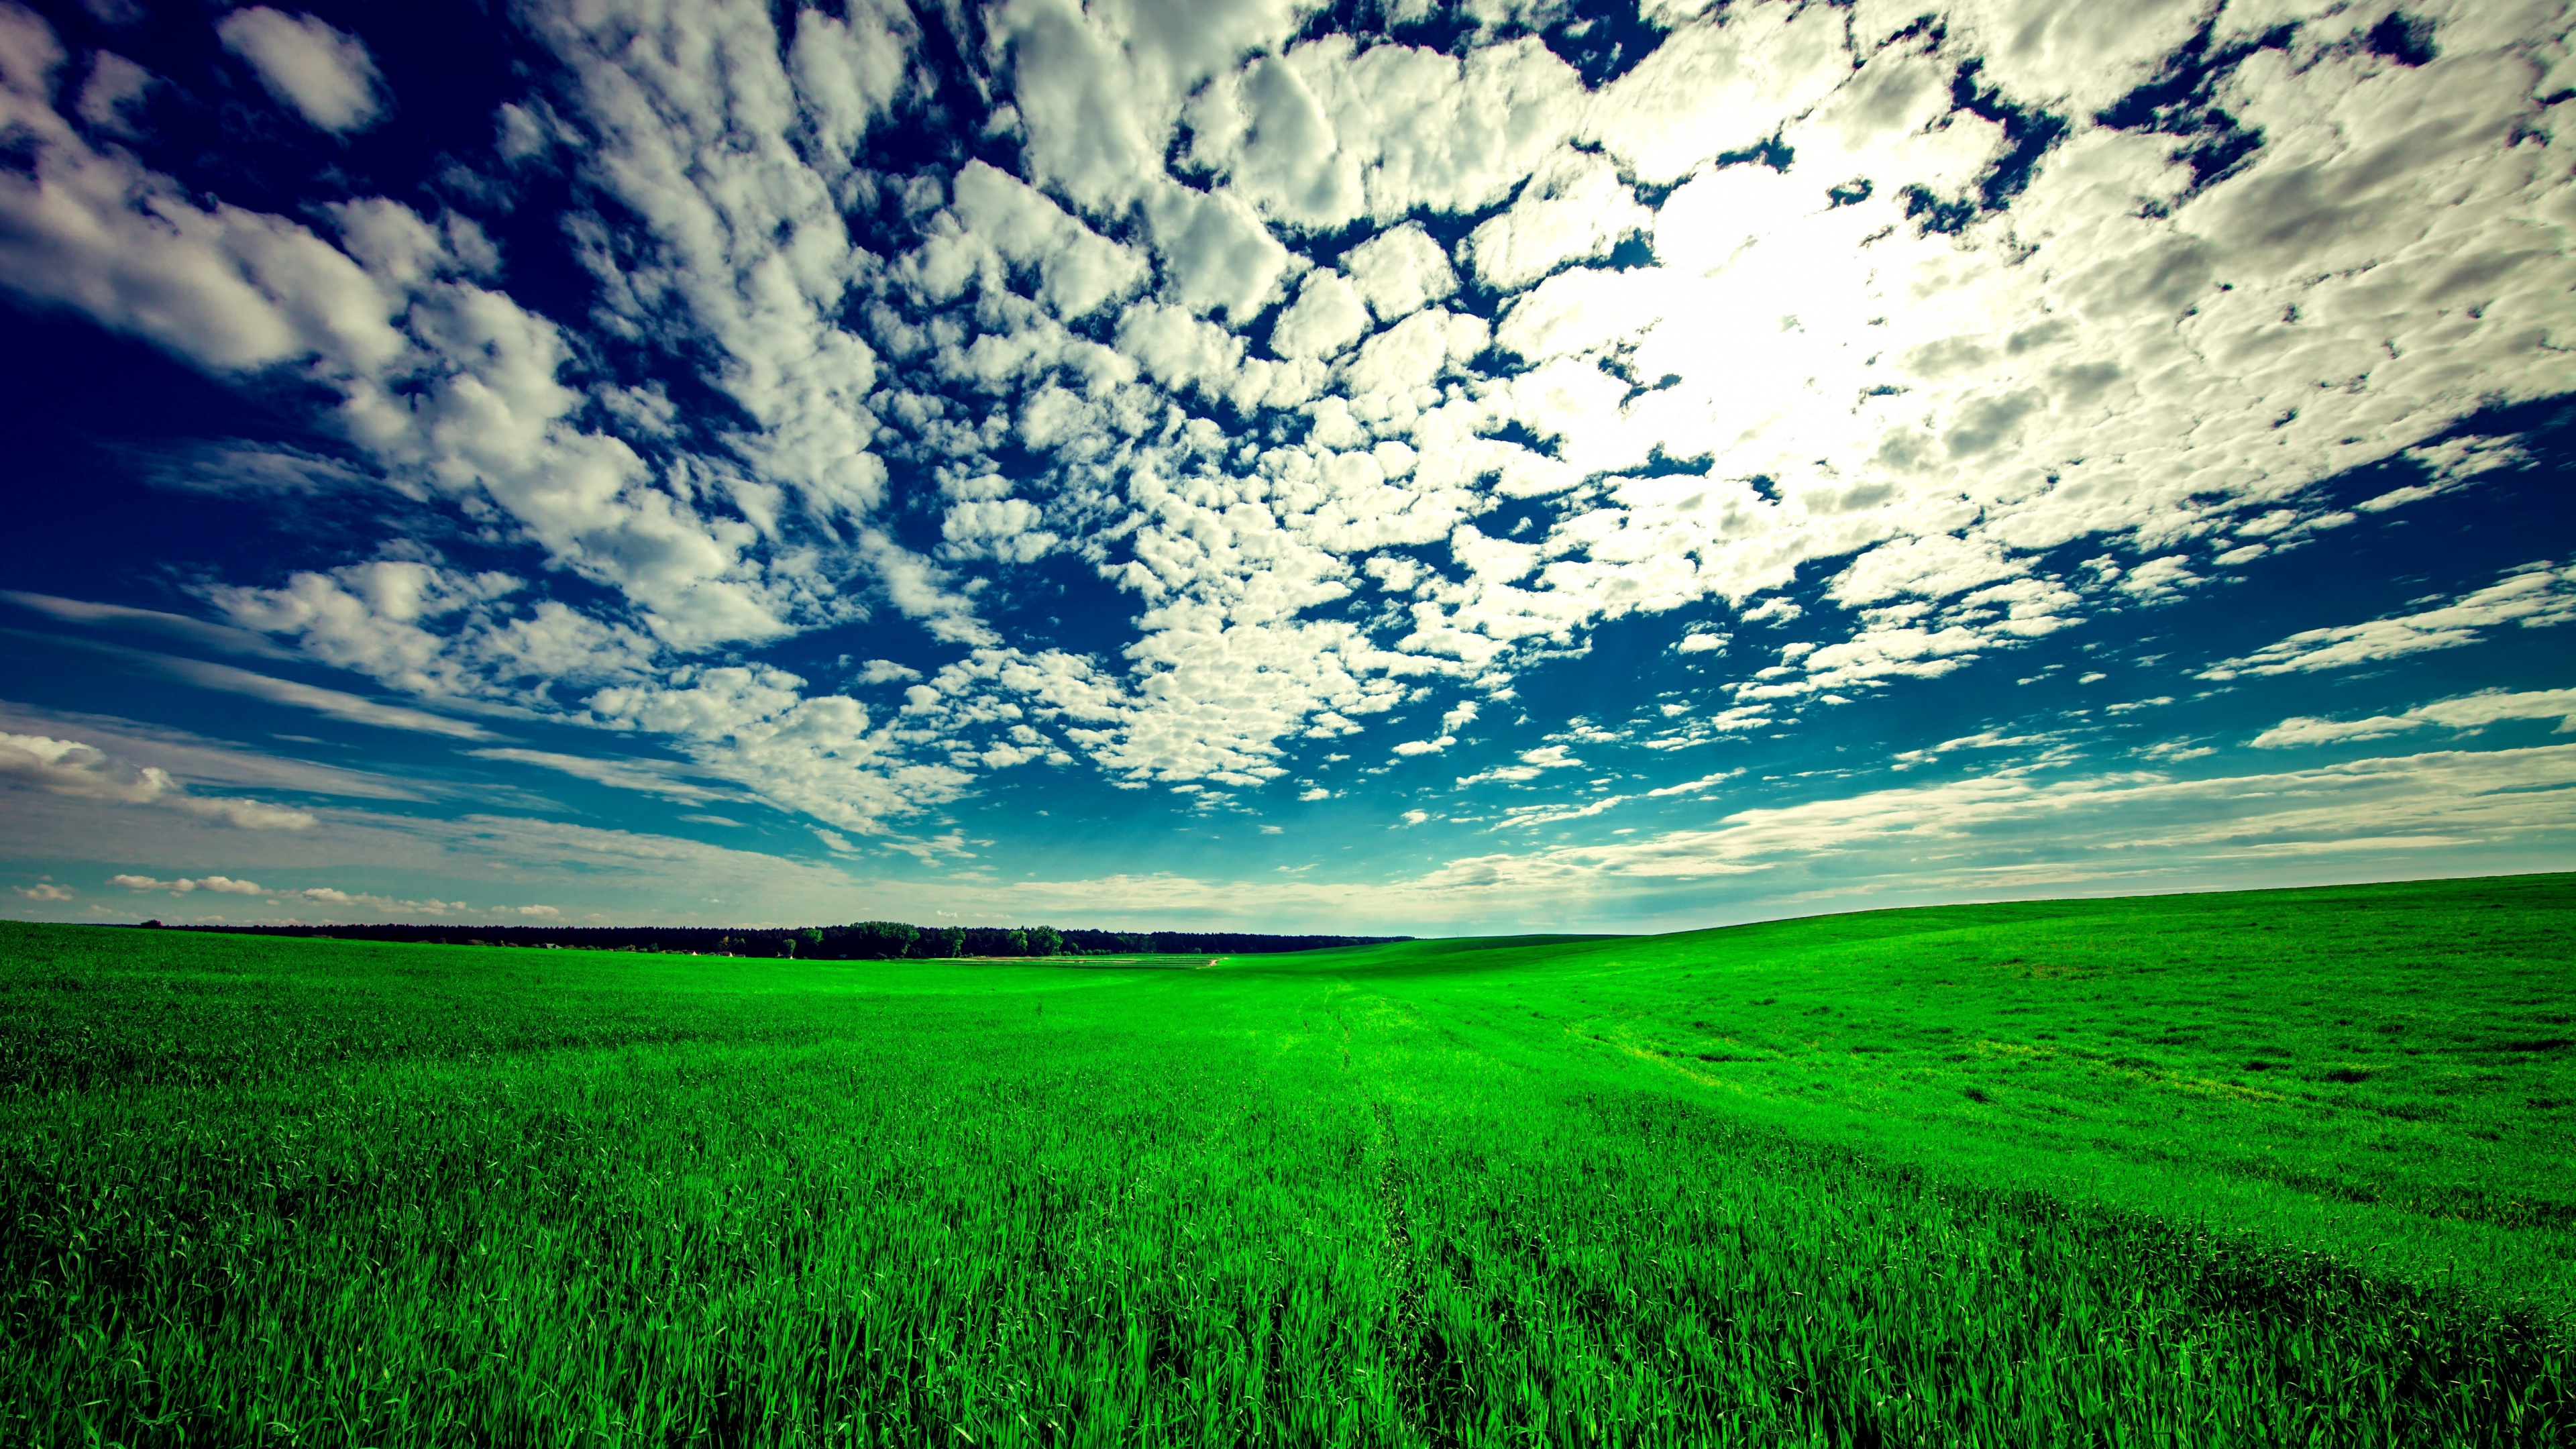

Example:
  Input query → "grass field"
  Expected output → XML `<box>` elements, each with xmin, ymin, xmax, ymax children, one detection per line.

<box><xmin>1</xmin><ymin>874</ymin><xmax>2570</xmax><ymax>1445</ymax></box>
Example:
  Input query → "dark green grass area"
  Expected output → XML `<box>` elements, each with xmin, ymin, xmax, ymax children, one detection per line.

<box><xmin>1</xmin><ymin>876</ymin><xmax>2569</xmax><ymax>1445</ymax></box>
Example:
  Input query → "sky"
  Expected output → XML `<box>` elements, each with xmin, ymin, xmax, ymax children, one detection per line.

<box><xmin>0</xmin><ymin>0</ymin><xmax>2572</xmax><ymax>936</ymax></box>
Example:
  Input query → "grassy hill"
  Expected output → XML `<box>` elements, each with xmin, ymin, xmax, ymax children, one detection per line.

<box><xmin>1</xmin><ymin>874</ymin><xmax>2569</xmax><ymax>1444</ymax></box>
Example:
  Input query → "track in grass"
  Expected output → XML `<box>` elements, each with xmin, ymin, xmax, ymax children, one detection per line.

<box><xmin>1</xmin><ymin>874</ymin><xmax>2569</xmax><ymax>1444</ymax></box>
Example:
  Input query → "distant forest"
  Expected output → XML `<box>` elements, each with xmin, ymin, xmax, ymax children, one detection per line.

<box><xmin>158</xmin><ymin>920</ymin><xmax>1409</xmax><ymax>959</ymax></box>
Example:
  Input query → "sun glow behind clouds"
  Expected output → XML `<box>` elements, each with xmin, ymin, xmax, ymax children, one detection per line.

<box><xmin>0</xmin><ymin>0</ymin><xmax>2572</xmax><ymax>926</ymax></box>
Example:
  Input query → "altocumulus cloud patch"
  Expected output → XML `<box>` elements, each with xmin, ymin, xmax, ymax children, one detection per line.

<box><xmin>0</xmin><ymin>0</ymin><xmax>2572</xmax><ymax>929</ymax></box>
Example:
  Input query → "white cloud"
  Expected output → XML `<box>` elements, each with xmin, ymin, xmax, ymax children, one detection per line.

<box><xmin>2249</xmin><ymin>713</ymin><xmax>2426</xmax><ymax>749</ymax></box>
<box><xmin>1187</xmin><ymin>35</ymin><xmax>1584</xmax><ymax>229</ymax></box>
<box><xmin>995</xmin><ymin>0</ymin><xmax>1306</xmax><ymax>215</ymax></box>
<box><xmin>2204</xmin><ymin>563</ymin><xmax>2576</xmax><ymax>679</ymax></box>
<box><xmin>940</xmin><ymin>496</ymin><xmax>1059</xmax><ymax>564</ymax></box>
<box><xmin>1146</xmin><ymin>182</ymin><xmax>1293</xmax><ymax>322</ymax></box>
<box><xmin>13</xmin><ymin>882</ymin><xmax>72</xmax><ymax>901</ymax></box>
<box><xmin>11</xmin><ymin>624</ymin><xmax>492</xmax><ymax>737</ymax></box>
<box><xmin>2408</xmin><ymin>688</ymin><xmax>2576</xmax><ymax>733</ymax></box>
<box><xmin>217</xmin><ymin>8</ymin><xmax>386</xmax><ymax>133</ymax></box>
<box><xmin>1932</xmin><ymin>730</ymin><xmax>2055</xmax><ymax>753</ymax></box>
<box><xmin>1644</xmin><ymin>768</ymin><xmax>1741</xmax><ymax>798</ymax></box>
<box><xmin>1</xmin><ymin>732</ymin><xmax>314</xmax><ymax>828</ymax></box>
<box><xmin>1340</xmin><ymin>223</ymin><xmax>1457</xmax><ymax>323</ymax></box>
<box><xmin>0</xmin><ymin>11</ymin><xmax>810</xmax><ymax>649</ymax></box>
<box><xmin>467</xmin><ymin>747</ymin><xmax>738</xmax><ymax>804</ymax></box>
<box><xmin>107</xmin><ymin>877</ymin><xmax>569</xmax><ymax>919</ymax></box>
<box><xmin>2253</xmin><ymin>687</ymin><xmax>2576</xmax><ymax>748</ymax></box>
<box><xmin>2117</xmin><ymin>558</ymin><xmax>2202</xmax><ymax>602</ymax></box>
<box><xmin>530</xmin><ymin>0</ymin><xmax>899</xmax><ymax>574</ymax></box>
<box><xmin>1455</xmin><ymin>743</ymin><xmax>1581</xmax><ymax>787</ymax></box>
<box><xmin>1829</xmin><ymin>534</ymin><xmax>2026</xmax><ymax>606</ymax></box>
<box><xmin>585</xmin><ymin>663</ymin><xmax>1001</xmax><ymax>835</ymax></box>
<box><xmin>1945</xmin><ymin>0</ymin><xmax>2210</xmax><ymax>115</ymax></box>
<box><xmin>74</xmin><ymin>49</ymin><xmax>150</xmax><ymax>135</ymax></box>
<box><xmin>128</xmin><ymin>647</ymin><xmax>496</xmax><ymax>739</ymax></box>
<box><xmin>108</xmin><ymin>872</ymin><xmax>268</xmax><ymax>896</ymax></box>
<box><xmin>133</xmin><ymin>439</ymin><xmax>378</xmax><ymax>494</ymax></box>
<box><xmin>1461</xmin><ymin>150</ymin><xmax>1649</xmax><ymax>292</ymax></box>
<box><xmin>1588</xmin><ymin>3</ymin><xmax>1849</xmax><ymax>186</ymax></box>
<box><xmin>191</xmin><ymin>561</ymin><xmax>682</xmax><ymax>728</ymax></box>
<box><xmin>914</xmin><ymin>159</ymin><xmax>1147</xmax><ymax>321</ymax></box>
<box><xmin>2357</xmin><ymin>435</ymin><xmax>2534</xmax><ymax>513</ymax></box>
<box><xmin>4</xmin><ymin>590</ymin><xmax>290</xmax><ymax>658</ymax></box>
<box><xmin>790</xmin><ymin>1</ymin><xmax>920</xmax><ymax>178</ymax></box>
<box><xmin>26</xmin><ymin>727</ymin><xmax>2576</xmax><ymax>934</ymax></box>
<box><xmin>209</xmin><ymin>551</ymin><xmax>755</xmax><ymax>716</ymax></box>
<box><xmin>0</xmin><ymin>701</ymin><xmax>434</xmax><ymax>802</ymax></box>
<box><xmin>1409</xmin><ymin>742</ymin><xmax>2576</xmax><ymax>914</ymax></box>
<box><xmin>2139</xmin><ymin>740</ymin><xmax>2216</xmax><ymax>763</ymax></box>
<box><xmin>1</xmin><ymin>783</ymin><xmax>870</xmax><ymax>928</ymax></box>
<box><xmin>0</xmin><ymin>85</ymin><xmax>409</xmax><ymax>373</ymax></box>
<box><xmin>1496</xmin><ymin>792</ymin><xmax>1633</xmax><ymax>829</ymax></box>
<box><xmin>1270</xmin><ymin>268</ymin><xmax>1369</xmax><ymax>360</ymax></box>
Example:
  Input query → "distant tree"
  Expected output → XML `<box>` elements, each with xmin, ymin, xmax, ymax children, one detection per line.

<box><xmin>162</xmin><ymin>919</ymin><xmax>1410</xmax><ymax>956</ymax></box>
<box><xmin>837</xmin><ymin>921</ymin><xmax>920</xmax><ymax>959</ymax></box>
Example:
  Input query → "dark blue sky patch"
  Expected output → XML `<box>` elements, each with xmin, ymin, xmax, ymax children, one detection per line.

<box><xmin>1902</xmin><ymin>57</ymin><xmax>2068</xmax><ymax>235</ymax></box>
<box><xmin>2095</xmin><ymin>17</ymin><xmax>2298</xmax><ymax>199</ymax></box>
<box><xmin>2364</xmin><ymin>11</ymin><xmax>2440</xmax><ymax>69</ymax></box>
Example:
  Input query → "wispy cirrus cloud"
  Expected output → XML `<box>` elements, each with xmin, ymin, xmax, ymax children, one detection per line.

<box><xmin>469</xmin><ymin>746</ymin><xmax>741</xmax><ymax>805</ymax></box>
<box><xmin>2202</xmin><ymin>563</ymin><xmax>2576</xmax><ymax>680</ymax></box>
<box><xmin>1</xmin><ymin>731</ymin><xmax>315</xmax><ymax>828</ymax></box>
<box><xmin>0</xmin><ymin>700</ymin><xmax>435</xmax><ymax>801</ymax></box>
<box><xmin>2251</xmin><ymin>687</ymin><xmax>2576</xmax><ymax>749</ymax></box>
<box><xmin>3</xmin><ymin>590</ymin><xmax>292</xmax><ymax>658</ymax></box>
<box><xmin>1407</xmin><ymin>743</ymin><xmax>2576</xmax><ymax>918</ymax></box>
<box><xmin>109</xmin><ymin>640</ymin><xmax>495</xmax><ymax>739</ymax></box>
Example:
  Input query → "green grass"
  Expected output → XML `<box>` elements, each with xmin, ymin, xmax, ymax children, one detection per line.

<box><xmin>1</xmin><ymin>874</ymin><xmax>2570</xmax><ymax>1445</ymax></box>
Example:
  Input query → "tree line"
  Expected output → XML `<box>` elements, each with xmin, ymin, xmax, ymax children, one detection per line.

<box><xmin>153</xmin><ymin>920</ymin><xmax>1409</xmax><ymax>958</ymax></box>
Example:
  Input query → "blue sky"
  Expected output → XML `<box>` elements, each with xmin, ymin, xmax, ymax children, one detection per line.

<box><xmin>1</xmin><ymin>0</ymin><xmax>2572</xmax><ymax>934</ymax></box>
